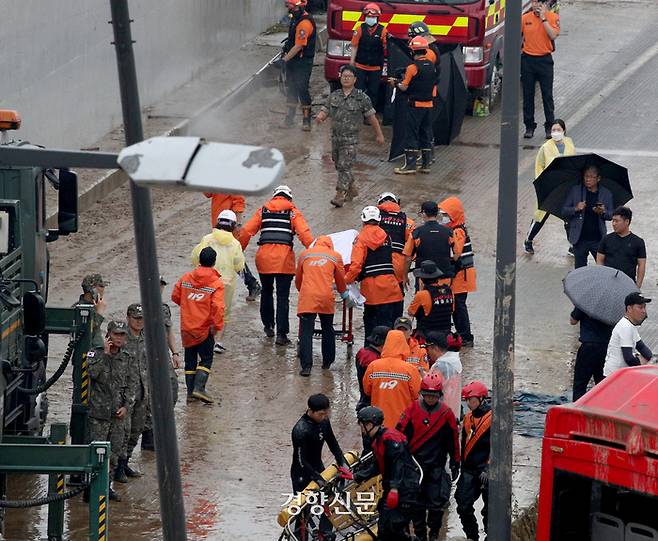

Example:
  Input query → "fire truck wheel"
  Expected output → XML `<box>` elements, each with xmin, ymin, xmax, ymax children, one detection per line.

<box><xmin>486</xmin><ymin>55</ymin><xmax>503</xmax><ymax>112</ymax></box>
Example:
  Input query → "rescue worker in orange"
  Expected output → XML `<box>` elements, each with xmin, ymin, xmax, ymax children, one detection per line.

<box><xmin>408</xmin><ymin>260</ymin><xmax>455</xmax><ymax>340</ymax></box>
<box><xmin>171</xmin><ymin>246</ymin><xmax>225</xmax><ymax>404</ymax></box>
<box><xmin>362</xmin><ymin>330</ymin><xmax>422</xmax><ymax>428</ymax></box>
<box><xmin>438</xmin><ymin>197</ymin><xmax>476</xmax><ymax>346</ymax></box>
<box><xmin>346</xmin><ymin>206</ymin><xmax>404</xmax><ymax>342</ymax></box>
<box><xmin>393</xmin><ymin>316</ymin><xmax>428</xmax><ymax>375</ymax></box>
<box><xmin>397</xmin><ymin>373</ymin><xmax>460</xmax><ymax>541</ymax></box>
<box><xmin>282</xmin><ymin>0</ymin><xmax>317</xmax><ymax>131</ymax></box>
<box><xmin>240</xmin><ymin>185</ymin><xmax>313</xmax><ymax>345</ymax></box>
<box><xmin>390</xmin><ymin>36</ymin><xmax>436</xmax><ymax>174</ymax></box>
<box><xmin>456</xmin><ymin>381</ymin><xmax>492</xmax><ymax>541</ymax></box>
<box><xmin>203</xmin><ymin>192</ymin><xmax>261</xmax><ymax>302</ymax></box>
<box><xmin>295</xmin><ymin>235</ymin><xmax>348</xmax><ymax>377</ymax></box>
<box><xmin>377</xmin><ymin>192</ymin><xmax>415</xmax><ymax>303</ymax></box>
<box><xmin>355</xmin><ymin>325</ymin><xmax>389</xmax><ymax>411</ymax></box>
<box><xmin>349</xmin><ymin>3</ymin><xmax>388</xmax><ymax>108</ymax></box>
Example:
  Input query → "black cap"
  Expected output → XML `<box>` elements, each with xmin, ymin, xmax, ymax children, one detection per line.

<box><xmin>393</xmin><ymin>317</ymin><xmax>412</xmax><ymax>331</ymax></box>
<box><xmin>625</xmin><ymin>292</ymin><xmax>652</xmax><ymax>307</ymax></box>
<box><xmin>420</xmin><ymin>201</ymin><xmax>438</xmax><ymax>216</ymax></box>
<box><xmin>424</xmin><ymin>331</ymin><xmax>448</xmax><ymax>350</ymax></box>
<box><xmin>307</xmin><ymin>393</ymin><xmax>330</xmax><ymax>412</ymax></box>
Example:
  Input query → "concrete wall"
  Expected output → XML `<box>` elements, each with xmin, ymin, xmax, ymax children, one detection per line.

<box><xmin>0</xmin><ymin>0</ymin><xmax>283</xmax><ymax>148</ymax></box>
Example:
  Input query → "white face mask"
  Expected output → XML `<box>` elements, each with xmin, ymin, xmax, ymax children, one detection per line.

<box><xmin>365</xmin><ymin>16</ymin><xmax>378</xmax><ymax>26</ymax></box>
<box><xmin>551</xmin><ymin>131</ymin><xmax>564</xmax><ymax>142</ymax></box>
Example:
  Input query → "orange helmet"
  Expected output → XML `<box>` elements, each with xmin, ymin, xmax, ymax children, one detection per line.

<box><xmin>462</xmin><ymin>381</ymin><xmax>489</xmax><ymax>400</ymax></box>
<box><xmin>363</xmin><ymin>2</ymin><xmax>381</xmax><ymax>15</ymax></box>
<box><xmin>409</xmin><ymin>36</ymin><xmax>429</xmax><ymax>51</ymax></box>
<box><xmin>421</xmin><ymin>372</ymin><xmax>444</xmax><ymax>394</ymax></box>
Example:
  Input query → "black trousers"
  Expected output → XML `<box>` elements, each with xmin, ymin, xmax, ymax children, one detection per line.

<box><xmin>183</xmin><ymin>333</ymin><xmax>214</xmax><ymax>392</ymax></box>
<box><xmin>453</xmin><ymin>292</ymin><xmax>473</xmax><ymax>342</ymax></box>
<box><xmin>405</xmin><ymin>106</ymin><xmax>433</xmax><ymax>151</ymax></box>
<box><xmin>299</xmin><ymin>313</ymin><xmax>335</xmax><ymax>369</ymax></box>
<box><xmin>363</xmin><ymin>302</ymin><xmax>397</xmax><ymax>346</ymax></box>
<box><xmin>455</xmin><ymin>469</ymin><xmax>488</xmax><ymax>541</ymax></box>
<box><xmin>572</xmin><ymin>341</ymin><xmax>607</xmax><ymax>401</ymax></box>
<box><xmin>242</xmin><ymin>262</ymin><xmax>259</xmax><ymax>289</ymax></box>
<box><xmin>521</xmin><ymin>53</ymin><xmax>555</xmax><ymax>131</ymax></box>
<box><xmin>410</xmin><ymin>467</ymin><xmax>451</xmax><ymax>538</ymax></box>
<box><xmin>286</xmin><ymin>57</ymin><xmax>314</xmax><ymax>107</ymax></box>
<box><xmin>356</xmin><ymin>67</ymin><xmax>382</xmax><ymax>109</ymax></box>
<box><xmin>259</xmin><ymin>273</ymin><xmax>293</xmax><ymax>335</ymax></box>
<box><xmin>377</xmin><ymin>498</ymin><xmax>413</xmax><ymax>540</ymax></box>
<box><xmin>573</xmin><ymin>238</ymin><xmax>600</xmax><ymax>269</ymax></box>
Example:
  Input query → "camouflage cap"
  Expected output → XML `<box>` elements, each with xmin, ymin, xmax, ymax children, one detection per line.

<box><xmin>126</xmin><ymin>303</ymin><xmax>144</xmax><ymax>318</ymax></box>
<box><xmin>81</xmin><ymin>274</ymin><xmax>109</xmax><ymax>292</ymax></box>
<box><xmin>107</xmin><ymin>320</ymin><xmax>128</xmax><ymax>334</ymax></box>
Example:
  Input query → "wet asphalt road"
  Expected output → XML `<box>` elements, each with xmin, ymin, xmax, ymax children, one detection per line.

<box><xmin>4</xmin><ymin>0</ymin><xmax>658</xmax><ymax>539</ymax></box>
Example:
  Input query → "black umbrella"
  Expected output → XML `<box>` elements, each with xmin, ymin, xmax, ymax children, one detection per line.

<box><xmin>434</xmin><ymin>45</ymin><xmax>468</xmax><ymax>145</ymax></box>
<box><xmin>387</xmin><ymin>39</ymin><xmax>413</xmax><ymax>161</ymax></box>
<box><xmin>533</xmin><ymin>153</ymin><xmax>632</xmax><ymax>220</ymax></box>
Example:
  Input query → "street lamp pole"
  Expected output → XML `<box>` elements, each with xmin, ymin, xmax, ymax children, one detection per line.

<box><xmin>109</xmin><ymin>1</ymin><xmax>187</xmax><ymax>539</ymax></box>
<box><xmin>489</xmin><ymin>0</ymin><xmax>523</xmax><ymax>537</ymax></box>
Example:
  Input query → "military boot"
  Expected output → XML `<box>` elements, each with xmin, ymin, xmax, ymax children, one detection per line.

<box><xmin>141</xmin><ymin>429</ymin><xmax>155</xmax><ymax>451</ymax></box>
<box><xmin>301</xmin><ymin>106</ymin><xmax>312</xmax><ymax>131</ymax></box>
<box><xmin>282</xmin><ymin>106</ymin><xmax>296</xmax><ymax>128</ymax></box>
<box><xmin>330</xmin><ymin>190</ymin><xmax>347</xmax><ymax>207</ymax></box>
<box><xmin>114</xmin><ymin>459</ymin><xmax>128</xmax><ymax>484</ymax></box>
<box><xmin>192</xmin><ymin>369</ymin><xmax>214</xmax><ymax>404</ymax></box>
<box><xmin>346</xmin><ymin>183</ymin><xmax>359</xmax><ymax>201</ymax></box>
<box><xmin>108</xmin><ymin>481</ymin><xmax>121</xmax><ymax>502</ymax></box>
<box><xmin>419</xmin><ymin>149</ymin><xmax>432</xmax><ymax>174</ymax></box>
<box><xmin>394</xmin><ymin>150</ymin><xmax>417</xmax><ymax>175</ymax></box>
<box><xmin>124</xmin><ymin>457</ymin><xmax>143</xmax><ymax>478</ymax></box>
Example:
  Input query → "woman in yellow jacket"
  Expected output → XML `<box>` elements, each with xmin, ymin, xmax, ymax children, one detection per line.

<box><xmin>191</xmin><ymin>210</ymin><xmax>245</xmax><ymax>353</ymax></box>
<box><xmin>524</xmin><ymin>119</ymin><xmax>576</xmax><ymax>254</ymax></box>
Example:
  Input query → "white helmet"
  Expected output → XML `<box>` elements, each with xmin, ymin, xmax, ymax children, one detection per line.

<box><xmin>217</xmin><ymin>209</ymin><xmax>237</xmax><ymax>224</ymax></box>
<box><xmin>273</xmin><ymin>184</ymin><xmax>293</xmax><ymax>199</ymax></box>
<box><xmin>377</xmin><ymin>192</ymin><xmax>399</xmax><ymax>205</ymax></box>
<box><xmin>361</xmin><ymin>205</ymin><xmax>381</xmax><ymax>223</ymax></box>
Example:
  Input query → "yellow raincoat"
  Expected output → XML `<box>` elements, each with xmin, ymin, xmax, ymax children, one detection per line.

<box><xmin>191</xmin><ymin>229</ymin><xmax>245</xmax><ymax>322</ymax></box>
<box><xmin>533</xmin><ymin>136</ymin><xmax>576</xmax><ymax>221</ymax></box>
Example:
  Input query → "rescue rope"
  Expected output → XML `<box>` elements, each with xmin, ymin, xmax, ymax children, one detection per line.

<box><xmin>16</xmin><ymin>329</ymin><xmax>85</xmax><ymax>395</ymax></box>
<box><xmin>0</xmin><ymin>474</ymin><xmax>94</xmax><ymax>508</ymax></box>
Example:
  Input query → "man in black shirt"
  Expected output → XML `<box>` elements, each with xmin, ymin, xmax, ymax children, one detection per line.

<box><xmin>597</xmin><ymin>206</ymin><xmax>646</xmax><ymax>287</ymax></box>
<box><xmin>569</xmin><ymin>307</ymin><xmax>613</xmax><ymax>401</ymax></box>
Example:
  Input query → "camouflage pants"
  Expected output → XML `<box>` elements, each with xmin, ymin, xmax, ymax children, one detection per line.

<box><xmin>126</xmin><ymin>393</ymin><xmax>148</xmax><ymax>458</ymax></box>
<box><xmin>142</xmin><ymin>364</ymin><xmax>179</xmax><ymax>432</ymax></box>
<box><xmin>331</xmin><ymin>139</ymin><xmax>356</xmax><ymax>192</ymax></box>
<box><xmin>88</xmin><ymin>416</ymin><xmax>125</xmax><ymax>469</ymax></box>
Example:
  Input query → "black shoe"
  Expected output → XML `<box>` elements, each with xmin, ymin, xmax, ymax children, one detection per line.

<box><xmin>523</xmin><ymin>127</ymin><xmax>534</xmax><ymax>139</ymax></box>
<box><xmin>114</xmin><ymin>461</ymin><xmax>128</xmax><ymax>484</ymax></box>
<box><xmin>299</xmin><ymin>367</ymin><xmax>311</xmax><ymax>377</ymax></box>
<box><xmin>246</xmin><ymin>283</ymin><xmax>261</xmax><ymax>302</ymax></box>
<box><xmin>141</xmin><ymin>429</ymin><xmax>155</xmax><ymax>451</ymax></box>
<box><xmin>321</xmin><ymin>362</ymin><xmax>332</xmax><ymax>370</ymax></box>
<box><xmin>109</xmin><ymin>485</ymin><xmax>122</xmax><ymax>502</ymax></box>
<box><xmin>461</xmin><ymin>338</ymin><xmax>474</xmax><ymax>347</ymax></box>
<box><xmin>524</xmin><ymin>239</ymin><xmax>534</xmax><ymax>254</ymax></box>
<box><xmin>275</xmin><ymin>334</ymin><xmax>291</xmax><ymax>346</ymax></box>
<box><xmin>264</xmin><ymin>326</ymin><xmax>275</xmax><ymax>338</ymax></box>
<box><xmin>545</xmin><ymin>128</ymin><xmax>552</xmax><ymax>139</ymax></box>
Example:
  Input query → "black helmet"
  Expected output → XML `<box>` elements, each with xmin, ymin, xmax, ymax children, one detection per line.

<box><xmin>357</xmin><ymin>406</ymin><xmax>385</xmax><ymax>426</ymax></box>
<box><xmin>366</xmin><ymin>326</ymin><xmax>390</xmax><ymax>348</ymax></box>
<box><xmin>408</xmin><ymin>21</ymin><xmax>430</xmax><ymax>38</ymax></box>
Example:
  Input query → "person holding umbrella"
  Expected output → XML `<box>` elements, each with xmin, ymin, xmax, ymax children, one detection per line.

<box><xmin>524</xmin><ymin>119</ymin><xmax>576</xmax><ymax>255</ymax></box>
<box><xmin>562</xmin><ymin>164</ymin><xmax>614</xmax><ymax>268</ymax></box>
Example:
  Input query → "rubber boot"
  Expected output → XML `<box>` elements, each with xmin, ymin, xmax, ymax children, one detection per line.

<box><xmin>192</xmin><ymin>369</ymin><xmax>214</xmax><ymax>404</ymax></box>
<box><xmin>346</xmin><ymin>183</ymin><xmax>358</xmax><ymax>201</ymax></box>
<box><xmin>419</xmin><ymin>149</ymin><xmax>432</xmax><ymax>174</ymax></box>
<box><xmin>282</xmin><ymin>105</ymin><xmax>296</xmax><ymax>128</ymax></box>
<box><xmin>185</xmin><ymin>372</ymin><xmax>195</xmax><ymax>402</ymax></box>
<box><xmin>330</xmin><ymin>190</ymin><xmax>347</xmax><ymax>208</ymax></box>
<box><xmin>141</xmin><ymin>429</ymin><xmax>155</xmax><ymax>451</ymax></box>
<box><xmin>302</xmin><ymin>106</ymin><xmax>312</xmax><ymax>131</ymax></box>
<box><xmin>108</xmin><ymin>481</ymin><xmax>121</xmax><ymax>502</ymax></box>
<box><xmin>124</xmin><ymin>457</ymin><xmax>143</xmax><ymax>478</ymax></box>
<box><xmin>114</xmin><ymin>459</ymin><xmax>128</xmax><ymax>484</ymax></box>
<box><xmin>394</xmin><ymin>150</ymin><xmax>417</xmax><ymax>175</ymax></box>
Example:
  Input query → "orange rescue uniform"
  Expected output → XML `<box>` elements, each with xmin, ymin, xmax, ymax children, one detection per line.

<box><xmin>295</xmin><ymin>236</ymin><xmax>347</xmax><ymax>315</ymax></box>
<box><xmin>240</xmin><ymin>196</ymin><xmax>313</xmax><ymax>275</ymax></box>
<box><xmin>405</xmin><ymin>335</ymin><xmax>429</xmax><ymax>374</ymax></box>
<box><xmin>363</xmin><ymin>330</ymin><xmax>422</xmax><ymax>428</ymax></box>
<box><xmin>521</xmin><ymin>11</ymin><xmax>560</xmax><ymax>56</ymax></box>
<box><xmin>294</xmin><ymin>18</ymin><xmax>315</xmax><ymax>49</ymax></box>
<box><xmin>438</xmin><ymin>197</ymin><xmax>476</xmax><ymax>294</ymax></box>
<box><xmin>204</xmin><ymin>193</ymin><xmax>246</xmax><ymax>229</ymax></box>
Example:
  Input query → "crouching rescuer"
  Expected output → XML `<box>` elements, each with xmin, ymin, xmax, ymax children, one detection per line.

<box><xmin>172</xmin><ymin>246</ymin><xmax>225</xmax><ymax>404</ymax></box>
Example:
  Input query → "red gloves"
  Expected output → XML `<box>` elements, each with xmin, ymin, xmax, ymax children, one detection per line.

<box><xmin>337</xmin><ymin>466</ymin><xmax>353</xmax><ymax>480</ymax></box>
<box><xmin>385</xmin><ymin>489</ymin><xmax>399</xmax><ymax>509</ymax></box>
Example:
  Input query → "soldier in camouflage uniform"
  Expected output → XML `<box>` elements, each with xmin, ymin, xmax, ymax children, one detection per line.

<box><xmin>315</xmin><ymin>64</ymin><xmax>385</xmax><ymax>208</ymax></box>
<box><xmin>87</xmin><ymin>320</ymin><xmax>131</xmax><ymax>501</ymax></box>
<box><xmin>117</xmin><ymin>303</ymin><xmax>149</xmax><ymax>481</ymax></box>
<box><xmin>75</xmin><ymin>274</ymin><xmax>109</xmax><ymax>348</ymax></box>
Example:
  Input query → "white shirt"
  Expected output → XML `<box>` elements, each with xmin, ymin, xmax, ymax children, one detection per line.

<box><xmin>603</xmin><ymin>317</ymin><xmax>641</xmax><ymax>376</ymax></box>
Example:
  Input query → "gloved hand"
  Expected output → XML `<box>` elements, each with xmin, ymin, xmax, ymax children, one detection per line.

<box><xmin>337</xmin><ymin>466</ymin><xmax>353</xmax><ymax>480</ymax></box>
<box><xmin>344</xmin><ymin>295</ymin><xmax>357</xmax><ymax>309</ymax></box>
<box><xmin>479</xmin><ymin>468</ymin><xmax>489</xmax><ymax>485</ymax></box>
<box><xmin>340</xmin><ymin>290</ymin><xmax>350</xmax><ymax>301</ymax></box>
<box><xmin>385</xmin><ymin>489</ymin><xmax>399</xmax><ymax>509</ymax></box>
<box><xmin>450</xmin><ymin>462</ymin><xmax>460</xmax><ymax>482</ymax></box>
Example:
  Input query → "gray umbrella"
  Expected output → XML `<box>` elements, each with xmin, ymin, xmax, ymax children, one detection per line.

<box><xmin>563</xmin><ymin>265</ymin><xmax>639</xmax><ymax>325</ymax></box>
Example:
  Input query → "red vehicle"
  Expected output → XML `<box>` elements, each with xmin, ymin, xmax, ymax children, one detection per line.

<box><xmin>537</xmin><ymin>366</ymin><xmax>658</xmax><ymax>540</ymax></box>
<box><xmin>325</xmin><ymin>0</ymin><xmax>517</xmax><ymax>110</ymax></box>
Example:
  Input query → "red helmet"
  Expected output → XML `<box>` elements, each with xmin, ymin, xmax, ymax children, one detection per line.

<box><xmin>363</xmin><ymin>2</ymin><xmax>381</xmax><ymax>15</ymax></box>
<box><xmin>462</xmin><ymin>381</ymin><xmax>488</xmax><ymax>400</ymax></box>
<box><xmin>409</xmin><ymin>36</ymin><xmax>429</xmax><ymax>51</ymax></box>
<box><xmin>421</xmin><ymin>372</ymin><xmax>444</xmax><ymax>394</ymax></box>
<box><xmin>447</xmin><ymin>333</ymin><xmax>462</xmax><ymax>351</ymax></box>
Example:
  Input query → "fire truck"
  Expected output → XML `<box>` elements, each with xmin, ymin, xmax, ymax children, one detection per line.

<box><xmin>536</xmin><ymin>366</ymin><xmax>658</xmax><ymax>540</ymax></box>
<box><xmin>325</xmin><ymin>0</ymin><xmax>516</xmax><ymax>111</ymax></box>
